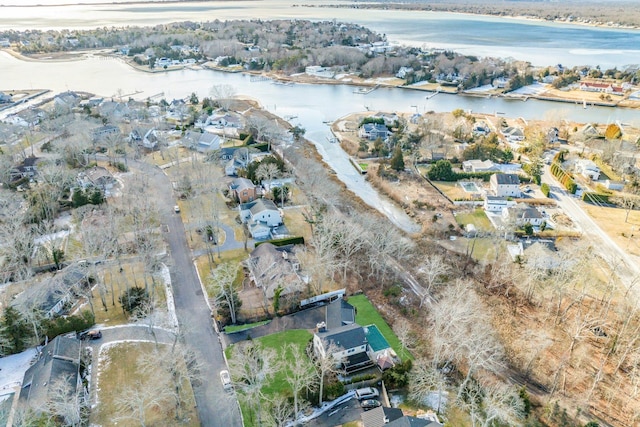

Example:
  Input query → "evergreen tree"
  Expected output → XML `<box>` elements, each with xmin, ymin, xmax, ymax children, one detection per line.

<box><xmin>0</xmin><ymin>306</ymin><xmax>33</xmax><ymax>355</ymax></box>
<box><xmin>390</xmin><ymin>146</ymin><xmax>405</xmax><ymax>171</ymax></box>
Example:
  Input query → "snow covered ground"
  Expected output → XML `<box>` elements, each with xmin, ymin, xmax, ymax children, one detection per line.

<box><xmin>465</xmin><ymin>84</ymin><xmax>494</xmax><ymax>93</ymax></box>
<box><xmin>509</xmin><ymin>82</ymin><xmax>548</xmax><ymax>95</ymax></box>
<box><xmin>0</xmin><ymin>348</ymin><xmax>37</xmax><ymax>396</ymax></box>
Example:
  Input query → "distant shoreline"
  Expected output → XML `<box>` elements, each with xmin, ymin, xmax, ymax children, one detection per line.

<box><xmin>6</xmin><ymin>47</ymin><xmax>638</xmax><ymax>112</ymax></box>
<box><xmin>303</xmin><ymin>3</ymin><xmax>640</xmax><ymax>31</ymax></box>
<box><xmin>0</xmin><ymin>0</ymin><xmax>258</xmax><ymax>7</ymax></box>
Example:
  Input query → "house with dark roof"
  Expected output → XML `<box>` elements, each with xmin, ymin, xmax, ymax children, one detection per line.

<box><xmin>92</xmin><ymin>124</ymin><xmax>120</xmax><ymax>142</ymax></box>
<box><xmin>386</xmin><ymin>416</ymin><xmax>443</xmax><ymax>427</ymax></box>
<box><xmin>19</xmin><ymin>336</ymin><xmax>83</xmax><ymax>410</ymax></box>
<box><xmin>10</xmin><ymin>156</ymin><xmax>40</xmax><ymax>181</ymax></box>
<box><xmin>13</xmin><ymin>264</ymin><xmax>89</xmax><ymax>318</ymax></box>
<box><xmin>490</xmin><ymin>173</ymin><xmax>521</xmax><ymax>197</ymax></box>
<box><xmin>313</xmin><ymin>297</ymin><xmax>396</xmax><ymax>373</ymax></box>
<box><xmin>361</xmin><ymin>406</ymin><xmax>404</xmax><ymax>427</ymax></box>
<box><xmin>359</xmin><ymin>123</ymin><xmax>391</xmax><ymax>141</ymax></box>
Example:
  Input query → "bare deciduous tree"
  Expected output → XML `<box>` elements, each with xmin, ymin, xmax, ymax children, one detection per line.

<box><xmin>283</xmin><ymin>343</ymin><xmax>316</xmax><ymax>422</ymax></box>
<box><xmin>208</xmin><ymin>262</ymin><xmax>241</xmax><ymax>324</ymax></box>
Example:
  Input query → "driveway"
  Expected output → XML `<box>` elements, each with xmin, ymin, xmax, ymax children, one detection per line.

<box><xmin>125</xmin><ymin>159</ymin><xmax>243</xmax><ymax>427</ymax></box>
<box><xmin>192</xmin><ymin>222</ymin><xmax>253</xmax><ymax>258</ymax></box>
<box><xmin>224</xmin><ymin>304</ymin><xmax>326</xmax><ymax>345</ymax></box>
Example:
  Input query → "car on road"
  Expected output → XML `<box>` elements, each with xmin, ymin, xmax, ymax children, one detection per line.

<box><xmin>174</xmin><ymin>205</ymin><xmax>180</xmax><ymax>213</ymax></box>
<box><xmin>220</xmin><ymin>369</ymin><xmax>232</xmax><ymax>390</ymax></box>
<box><xmin>360</xmin><ymin>399</ymin><xmax>381</xmax><ymax>410</ymax></box>
<box><xmin>355</xmin><ymin>387</ymin><xmax>379</xmax><ymax>400</ymax></box>
<box><xmin>78</xmin><ymin>330</ymin><xmax>102</xmax><ymax>340</ymax></box>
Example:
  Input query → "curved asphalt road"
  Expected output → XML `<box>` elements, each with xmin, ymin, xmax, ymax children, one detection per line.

<box><xmin>128</xmin><ymin>159</ymin><xmax>243</xmax><ymax>427</ymax></box>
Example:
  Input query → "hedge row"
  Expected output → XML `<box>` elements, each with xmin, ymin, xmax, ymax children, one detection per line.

<box><xmin>255</xmin><ymin>236</ymin><xmax>305</xmax><ymax>247</ymax></box>
<box><xmin>550</xmin><ymin>161</ymin><xmax>577</xmax><ymax>194</ymax></box>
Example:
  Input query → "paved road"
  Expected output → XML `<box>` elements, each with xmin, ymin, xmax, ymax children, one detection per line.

<box><xmin>132</xmin><ymin>160</ymin><xmax>243</xmax><ymax>427</ymax></box>
<box><xmin>543</xmin><ymin>165</ymin><xmax>640</xmax><ymax>286</ymax></box>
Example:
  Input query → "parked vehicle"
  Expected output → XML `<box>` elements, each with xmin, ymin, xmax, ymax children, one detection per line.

<box><xmin>220</xmin><ymin>369</ymin><xmax>232</xmax><ymax>390</ymax></box>
<box><xmin>355</xmin><ymin>387</ymin><xmax>379</xmax><ymax>400</ymax></box>
<box><xmin>174</xmin><ymin>205</ymin><xmax>180</xmax><ymax>213</ymax></box>
<box><xmin>78</xmin><ymin>330</ymin><xmax>102</xmax><ymax>340</ymax></box>
<box><xmin>360</xmin><ymin>399</ymin><xmax>381</xmax><ymax>410</ymax></box>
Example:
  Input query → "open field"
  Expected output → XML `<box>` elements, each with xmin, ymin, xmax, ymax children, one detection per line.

<box><xmin>92</xmin><ymin>342</ymin><xmax>199</xmax><ymax>427</ymax></box>
<box><xmin>582</xmin><ymin>204</ymin><xmax>640</xmax><ymax>257</ymax></box>
<box><xmin>432</xmin><ymin>181</ymin><xmax>476</xmax><ymax>201</ymax></box>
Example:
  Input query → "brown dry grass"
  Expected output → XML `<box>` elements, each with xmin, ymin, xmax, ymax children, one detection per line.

<box><xmin>582</xmin><ymin>204</ymin><xmax>640</xmax><ymax>257</ymax></box>
<box><xmin>366</xmin><ymin>164</ymin><xmax>457</xmax><ymax>236</ymax></box>
<box><xmin>91</xmin><ymin>342</ymin><xmax>199</xmax><ymax>427</ymax></box>
<box><xmin>85</xmin><ymin>262</ymin><xmax>167</xmax><ymax>327</ymax></box>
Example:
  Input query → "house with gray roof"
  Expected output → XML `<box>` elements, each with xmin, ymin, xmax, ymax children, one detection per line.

<box><xmin>229</xmin><ymin>177</ymin><xmax>257</xmax><ymax>203</ymax></box>
<box><xmin>19</xmin><ymin>336</ymin><xmax>83</xmax><ymax>410</ymax></box>
<box><xmin>361</xmin><ymin>406</ymin><xmax>404</xmax><ymax>427</ymax></box>
<box><xmin>490</xmin><ymin>173</ymin><xmax>521</xmax><ymax>197</ymax></box>
<box><xmin>239</xmin><ymin>198</ymin><xmax>283</xmax><ymax>239</ymax></box>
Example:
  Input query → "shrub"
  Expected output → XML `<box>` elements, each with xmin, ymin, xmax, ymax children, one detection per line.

<box><xmin>44</xmin><ymin>311</ymin><xmax>95</xmax><ymax>339</ymax></box>
<box><xmin>119</xmin><ymin>286</ymin><xmax>149</xmax><ymax>316</ymax></box>
<box><xmin>541</xmin><ymin>183</ymin><xmax>550</xmax><ymax>197</ymax></box>
<box><xmin>383</xmin><ymin>284</ymin><xmax>402</xmax><ymax>298</ymax></box>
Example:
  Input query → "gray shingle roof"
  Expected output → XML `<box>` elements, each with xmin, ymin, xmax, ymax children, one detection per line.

<box><xmin>325</xmin><ymin>298</ymin><xmax>355</xmax><ymax>330</ymax></box>
<box><xmin>494</xmin><ymin>173</ymin><xmax>520</xmax><ymax>185</ymax></box>
<box><xmin>316</xmin><ymin>323</ymin><xmax>366</xmax><ymax>351</ymax></box>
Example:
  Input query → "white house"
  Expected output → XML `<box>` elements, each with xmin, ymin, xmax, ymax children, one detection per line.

<box><xmin>313</xmin><ymin>323</ymin><xmax>370</xmax><ymax>372</ymax></box>
<box><xmin>502</xmin><ymin>203</ymin><xmax>545</xmax><ymax>226</ymax></box>
<box><xmin>575</xmin><ymin>159</ymin><xmax>601</xmax><ymax>180</ymax></box>
<box><xmin>490</xmin><ymin>173</ymin><xmax>521</xmax><ymax>197</ymax></box>
<box><xmin>501</xmin><ymin>126</ymin><xmax>525</xmax><ymax>142</ymax></box>
<box><xmin>239</xmin><ymin>198</ymin><xmax>283</xmax><ymax>239</ymax></box>
<box><xmin>484</xmin><ymin>195</ymin><xmax>516</xmax><ymax>213</ymax></box>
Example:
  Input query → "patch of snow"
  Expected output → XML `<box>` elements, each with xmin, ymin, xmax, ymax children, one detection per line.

<box><xmin>465</xmin><ymin>84</ymin><xmax>494</xmax><ymax>93</ymax></box>
<box><xmin>421</xmin><ymin>391</ymin><xmax>449</xmax><ymax>413</ymax></box>
<box><xmin>509</xmin><ymin>82</ymin><xmax>547</xmax><ymax>95</ymax></box>
<box><xmin>0</xmin><ymin>347</ymin><xmax>37</xmax><ymax>392</ymax></box>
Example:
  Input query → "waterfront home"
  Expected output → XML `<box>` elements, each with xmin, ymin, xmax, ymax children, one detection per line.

<box><xmin>359</xmin><ymin>123</ymin><xmax>390</xmax><ymax>141</ymax></box>
<box><xmin>239</xmin><ymin>198</ymin><xmax>283</xmax><ymax>239</ymax></box>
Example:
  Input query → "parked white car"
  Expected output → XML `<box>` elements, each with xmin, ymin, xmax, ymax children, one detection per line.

<box><xmin>220</xmin><ymin>369</ymin><xmax>232</xmax><ymax>390</ymax></box>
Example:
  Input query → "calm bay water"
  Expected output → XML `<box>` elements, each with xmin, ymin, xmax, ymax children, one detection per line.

<box><xmin>1</xmin><ymin>0</ymin><xmax>639</xmax><ymax>68</ymax></box>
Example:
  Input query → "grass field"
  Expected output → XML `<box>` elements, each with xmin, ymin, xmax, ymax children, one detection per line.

<box><xmin>92</xmin><ymin>342</ymin><xmax>199</xmax><ymax>427</ymax></box>
<box><xmin>224</xmin><ymin>320</ymin><xmax>270</xmax><ymax>333</ymax></box>
<box><xmin>455</xmin><ymin>208</ymin><xmax>493</xmax><ymax>231</ymax></box>
<box><xmin>433</xmin><ymin>181</ymin><xmax>472</xmax><ymax>200</ymax></box>
<box><xmin>347</xmin><ymin>294</ymin><xmax>412</xmax><ymax>361</ymax></box>
<box><xmin>582</xmin><ymin>204</ymin><xmax>640</xmax><ymax>257</ymax></box>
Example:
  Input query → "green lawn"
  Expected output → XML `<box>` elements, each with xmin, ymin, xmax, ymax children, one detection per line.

<box><xmin>347</xmin><ymin>294</ymin><xmax>412</xmax><ymax>361</ymax></box>
<box><xmin>224</xmin><ymin>320</ymin><xmax>270</xmax><ymax>333</ymax></box>
<box><xmin>455</xmin><ymin>208</ymin><xmax>493</xmax><ymax>231</ymax></box>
